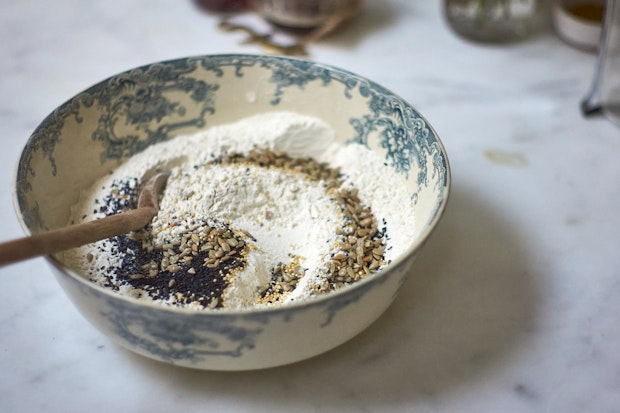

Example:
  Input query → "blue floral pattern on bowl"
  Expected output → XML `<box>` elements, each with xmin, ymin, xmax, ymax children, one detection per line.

<box><xmin>14</xmin><ymin>55</ymin><xmax>450</xmax><ymax>370</ymax></box>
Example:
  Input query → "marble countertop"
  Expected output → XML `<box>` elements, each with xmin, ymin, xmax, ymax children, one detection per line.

<box><xmin>1</xmin><ymin>1</ymin><xmax>619</xmax><ymax>412</ymax></box>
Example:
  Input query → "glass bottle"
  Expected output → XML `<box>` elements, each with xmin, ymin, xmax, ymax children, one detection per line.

<box><xmin>443</xmin><ymin>0</ymin><xmax>541</xmax><ymax>43</ymax></box>
<box><xmin>582</xmin><ymin>0</ymin><xmax>620</xmax><ymax>126</ymax></box>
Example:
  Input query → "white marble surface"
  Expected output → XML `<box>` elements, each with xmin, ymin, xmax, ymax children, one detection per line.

<box><xmin>1</xmin><ymin>1</ymin><xmax>619</xmax><ymax>412</ymax></box>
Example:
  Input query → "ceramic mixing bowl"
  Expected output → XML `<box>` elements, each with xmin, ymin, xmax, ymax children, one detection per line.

<box><xmin>14</xmin><ymin>54</ymin><xmax>450</xmax><ymax>370</ymax></box>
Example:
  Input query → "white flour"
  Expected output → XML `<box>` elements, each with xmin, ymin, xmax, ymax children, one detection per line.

<box><xmin>63</xmin><ymin>111</ymin><xmax>415</xmax><ymax>309</ymax></box>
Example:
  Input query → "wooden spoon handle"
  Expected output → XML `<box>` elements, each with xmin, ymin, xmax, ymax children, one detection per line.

<box><xmin>0</xmin><ymin>206</ymin><xmax>156</xmax><ymax>266</ymax></box>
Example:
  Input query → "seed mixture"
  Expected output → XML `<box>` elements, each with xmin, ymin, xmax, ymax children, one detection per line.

<box><xmin>84</xmin><ymin>149</ymin><xmax>387</xmax><ymax>309</ymax></box>
<box><xmin>63</xmin><ymin>112</ymin><xmax>414</xmax><ymax>310</ymax></box>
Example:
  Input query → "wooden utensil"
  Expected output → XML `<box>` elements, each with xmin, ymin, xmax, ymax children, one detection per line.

<box><xmin>0</xmin><ymin>172</ymin><xmax>169</xmax><ymax>266</ymax></box>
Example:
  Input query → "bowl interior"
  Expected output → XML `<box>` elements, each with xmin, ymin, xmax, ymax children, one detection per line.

<box><xmin>15</xmin><ymin>54</ymin><xmax>450</xmax><ymax>282</ymax></box>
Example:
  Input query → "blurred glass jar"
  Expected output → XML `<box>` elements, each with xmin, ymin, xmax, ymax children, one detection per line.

<box><xmin>444</xmin><ymin>0</ymin><xmax>541</xmax><ymax>42</ymax></box>
<box><xmin>254</xmin><ymin>0</ymin><xmax>361</xmax><ymax>29</ymax></box>
<box><xmin>582</xmin><ymin>0</ymin><xmax>620</xmax><ymax>126</ymax></box>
